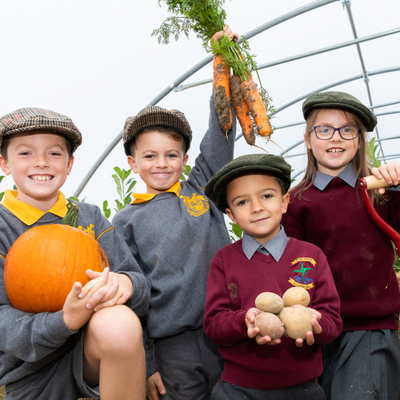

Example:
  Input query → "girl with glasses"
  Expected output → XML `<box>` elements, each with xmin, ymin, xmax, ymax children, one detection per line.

<box><xmin>282</xmin><ymin>91</ymin><xmax>400</xmax><ymax>400</ymax></box>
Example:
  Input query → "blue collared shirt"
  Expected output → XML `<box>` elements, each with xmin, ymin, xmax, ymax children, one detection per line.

<box><xmin>313</xmin><ymin>162</ymin><xmax>400</xmax><ymax>192</ymax></box>
<box><xmin>242</xmin><ymin>226</ymin><xmax>290</xmax><ymax>262</ymax></box>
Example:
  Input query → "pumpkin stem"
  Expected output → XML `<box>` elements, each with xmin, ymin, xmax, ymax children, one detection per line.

<box><xmin>60</xmin><ymin>202</ymin><xmax>79</xmax><ymax>227</ymax></box>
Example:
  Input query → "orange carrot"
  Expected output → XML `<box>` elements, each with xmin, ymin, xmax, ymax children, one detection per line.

<box><xmin>240</xmin><ymin>77</ymin><xmax>272</xmax><ymax>137</ymax></box>
<box><xmin>229</xmin><ymin>75</ymin><xmax>255</xmax><ymax>145</ymax></box>
<box><xmin>213</xmin><ymin>55</ymin><xmax>232</xmax><ymax>131</ymax></box>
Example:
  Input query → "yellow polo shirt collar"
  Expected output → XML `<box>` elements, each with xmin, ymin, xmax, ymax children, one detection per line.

<box><xmin>1</xmin><ymin>190</ymin><xmax>69</xmax><ymax>226</ymax></box>
<box><xmin>131</xmin><ymin>181</ymin><xmax>182</xmax><ymax>204</ymax></box>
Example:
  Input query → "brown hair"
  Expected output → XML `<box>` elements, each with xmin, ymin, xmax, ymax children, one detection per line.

<box><xmin>293</xmin><ymin>108</ymin><xmax>384</xmax><ymax>206</ymax></box>
<box><xmin>128</xmin><ymin>126</ymin><xmax>186</xmax><ymax>157</ymax></box>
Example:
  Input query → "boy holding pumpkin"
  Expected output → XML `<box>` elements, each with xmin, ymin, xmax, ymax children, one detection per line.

<box><xmin>112</xmin><ymin>27</ymin><xmax>238</xmax><ymax>400</ymax></box>
<box><xmin>0</xmin><ymin>107</ymin><xmax>150</xmax><ymax>400</ymax></box>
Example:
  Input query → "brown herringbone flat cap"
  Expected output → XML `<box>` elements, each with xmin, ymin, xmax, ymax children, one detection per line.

<box><xmin>0</xmin><ymin>107</ymin><xmax>82</xmax><ymax>152</ymax></box>
<box><xmin>303</xmin><ymin>91</ymin><xmax>377</xmax><ymax>132</ymax></box>
<box><xmin>123</xmin><ymin>106</ymin><xmax>192</xmax><ymax>156</ymax></box>
<box><xmin>205</xmin><ymin>154</ymin><xmax>292</xmax><ymax>213</ymax></box>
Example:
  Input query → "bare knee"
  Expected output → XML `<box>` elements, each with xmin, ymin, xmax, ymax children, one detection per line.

<box><xmin>86</xmin><ymin>305</ymin><xmax>142</xmax><ymax>356</ymax></box>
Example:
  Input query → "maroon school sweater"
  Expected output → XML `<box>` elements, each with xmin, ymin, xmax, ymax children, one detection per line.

<box><xmin>203</xmin><ymin>238</ymin><xmax>342</xmax><ymax>390</ymax></box>
<box><xmin>282</xmin><ymin>177</ymin><xmax>400</xmax><ymax>331</ymax></box>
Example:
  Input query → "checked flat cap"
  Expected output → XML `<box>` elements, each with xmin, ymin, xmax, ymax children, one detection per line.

<box><xmin>123</xmin><ymin>106</ymin><xmax>192</xmax><ymax>156</ymax></box>
<box><xmin>0</xmin><ymin>107</ymin><xmax>82</xmax><ymax>153</ymax></box>
<box><xmin>303</xmin><ymin>91</ymin><xmax>377</xmax><ymax>132</ymax></box>
<box><xmin>205</xmin><ymin>154</ymin><xmax>292</xmax><ymax>213</ymax></box>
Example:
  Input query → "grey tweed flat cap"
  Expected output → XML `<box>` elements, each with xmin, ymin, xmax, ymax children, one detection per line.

<box><xmin>303</xmin><ymin>91</ymin><xmax>377</xmax><ymax>132</ymax></box>
<box><xmin>123</xmin><ymin>106</ymin><xmax>192</xmax><ymax>156</ymax></box>
<box><xmin>0</xmin><ymin>107</ymin><xmax>82</xmax><ymax>153</ymax></box>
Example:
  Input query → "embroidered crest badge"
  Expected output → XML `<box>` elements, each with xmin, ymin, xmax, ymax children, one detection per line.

<box><xmin>78</xmin><ymin>223</ymin><xmax>95</xmax><ymax>238</ymax></box>
<box><xmin>288</xmin><ymin>258</ymin><xmax>315</xmax><ymax>289</ymax></box>
<box><xmin>180</xmin><ymin>193</ymin><xmax>210</xmax><ymax>217</ymax></box>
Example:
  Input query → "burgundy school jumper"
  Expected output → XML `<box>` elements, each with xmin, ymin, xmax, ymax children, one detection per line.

<box><xmin>203</xmin><ymin>238</ymin><xmax>342</xmax><ymax>390</ymax></box>
<box><xmin>282</xmin><ymin>177</ymin><xmax>400</xmax><ymax>331</ymax></box>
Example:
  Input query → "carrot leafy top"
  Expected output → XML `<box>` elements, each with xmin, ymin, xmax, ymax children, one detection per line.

<box><xmin>152</xmin><ymin>0</ymin><xmax>275</xmax><ymax>119</ymax></box>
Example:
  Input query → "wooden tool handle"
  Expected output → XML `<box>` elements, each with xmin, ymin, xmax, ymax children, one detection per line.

<box><xmin>363</xmin><ymin>175</ymin><xmax>391</xmax><ymax>190</ymax></box>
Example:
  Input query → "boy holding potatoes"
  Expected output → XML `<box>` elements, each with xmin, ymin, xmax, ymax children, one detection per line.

<box><xmin>204</xmin><ymin>154</ymin><xmax>342</xmax><ymax>400</ymax></box>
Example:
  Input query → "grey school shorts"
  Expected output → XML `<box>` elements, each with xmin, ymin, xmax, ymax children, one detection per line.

<box><xmin>6</xmin><ymin>327</ymin><xmax>100</xmax><ymax>400</ymax></box>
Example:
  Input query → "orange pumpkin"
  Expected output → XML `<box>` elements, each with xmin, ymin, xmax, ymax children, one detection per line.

<box><xmin>4</xmin><ymin>224</ymin><xmax>108</xmax><ymax>313</ymax></box>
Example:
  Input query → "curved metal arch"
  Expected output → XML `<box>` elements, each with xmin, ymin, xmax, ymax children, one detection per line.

<box><xmin>73</xmin><ymin>0</ymin><xmax>339</xmax><ymax>198</ymax></box>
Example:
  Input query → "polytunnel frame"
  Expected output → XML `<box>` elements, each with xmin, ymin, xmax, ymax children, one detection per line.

<box><xmin>73</xmin><ymin>0</ymin><xmax>400</xmax><ymax>198</ymax></box>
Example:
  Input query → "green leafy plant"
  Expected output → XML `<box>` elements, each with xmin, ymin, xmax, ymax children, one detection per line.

<box><xmin>229</xmin><ymin>222</ymin><xmax>242</xmax><ymax>242</ymax></box>
<box><xmin>108</xmin><ymin>167</ymin><xmax>137</xmax><ymax>215</ymax></box>
<box><xmin>69</xmin><ymin>196</ymin><xmax>86</xmax><ymax>203</ymax></box>
<box><xmin>367</xmin><ymin>137</ymin><xmax>381</xmax><ymax>168</ymax></box>
<box><xmin>0</xmin><ymin>175</ymin><xmax>5</xmax><ymax>202</ymax></box>
<box><xmin>152</xmin><ymin>0</ymin><xmax>275</xmax><ymax>120</ymax></box>
<box><xmin>180</xmin><ymin>165</ymin><xmax>192</xmax><ymax>181</ymax></box>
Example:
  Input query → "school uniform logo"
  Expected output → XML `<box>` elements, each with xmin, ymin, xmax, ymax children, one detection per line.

<box><xmin>180</xmin><ymin>193</ymin><xmax>209</xmax><ymax>217</ymax></box>
<box><xmin>288</xmin><ymin>258</ymin><xmax>315</xmax><ymax>289</ymax></box>
<box><xmin>78</xmin><ymin>223</ymin><xmax>95</xmax><ymax>238</ymax></box>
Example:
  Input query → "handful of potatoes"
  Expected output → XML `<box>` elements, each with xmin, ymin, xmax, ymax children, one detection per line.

<box><xmin>254</xmin><ymin>287</ymin><xmax>312</xmax><ymax>340</ymax></box>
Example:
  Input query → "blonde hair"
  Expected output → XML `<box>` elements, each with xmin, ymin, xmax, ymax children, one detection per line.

<box><xmin>293</xmin><ymin>108</ymin><xmax>384</xmax><ymax>205</ymax></box>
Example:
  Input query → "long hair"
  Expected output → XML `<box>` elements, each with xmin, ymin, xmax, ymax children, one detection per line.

<box><xmin>293</xmin><ymin>108</ymin><xmax>384</xmax><ymax>205</ymax></box>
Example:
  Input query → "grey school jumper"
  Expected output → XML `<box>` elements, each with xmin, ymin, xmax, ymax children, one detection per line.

<box><xmin>0</xmin><ymin>196</ymin><xmax>150</xmax><ymax>393</ymax></box>
<box><xmin>112</xmin><ymin>95</ymin><xmax>235</xmax><ymax>377</ymax></box>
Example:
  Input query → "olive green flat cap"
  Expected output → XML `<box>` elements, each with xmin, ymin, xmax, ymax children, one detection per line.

<box><xmin>303</xmin><ymin>91</ymin><xmax>377</xmax><ymax>132</ymax></box>
<box><xmin>205</xmin><ymin>154</ymin><xmax>292</xmax><ymax>213</ymax></box>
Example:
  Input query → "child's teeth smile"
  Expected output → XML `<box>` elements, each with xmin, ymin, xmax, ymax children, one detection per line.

<box><xmin>30</xmin><ymin>175</ymin><xmax>52</xmax><ymax>181</ymax></box>
<box><xmin>328</xmin><ymin>149</ymin><xmax>344</xmax><ymax>153</ymax></box>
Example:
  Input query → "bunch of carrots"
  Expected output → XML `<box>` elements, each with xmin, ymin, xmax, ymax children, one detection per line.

<box><xmin>152</xmin><ymin>0</ymin><xmax>275</xmax><ymax>147</ymax></box>
<box><xmin>211</xmin><ymin>34</ymin><xmax>273</xmax><ymax>145</ymax></box>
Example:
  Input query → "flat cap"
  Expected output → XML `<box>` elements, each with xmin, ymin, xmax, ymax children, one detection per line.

<box><xmin>303</xmin><ymin>91</ymin><xmax>377</xmax><ymax>132</ymax></box>
<box><xmin>0</xmin><ymin>107</ymin><xmax>82</xmax><ymax>153</ymax></box>
<box><xmin>205</xmin><ymin>154</ymin><xmax>292</xmax><ymax>213</ymax></box>
<box><xmin>123</xmin><ymin>106</ymin><xmax>192</xmax><ymax>156</ymax></box>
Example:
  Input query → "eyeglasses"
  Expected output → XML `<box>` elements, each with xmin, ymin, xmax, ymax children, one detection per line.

<box><xmin>311</xmin><ymin>125</ymin><xmax>360</xmax><ymax>140</ymax></box>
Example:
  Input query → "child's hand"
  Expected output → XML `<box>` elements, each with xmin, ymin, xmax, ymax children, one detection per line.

<box><xmin>211</xmin><ymin>25</ymin><xmax>239</xmax><ymax>46</ymax></box>
<box><xmin>63</xmin><ymin>267</ymin><xmax>113</xmax><ymax>331</ymax></box>
<box><xmin>371</xmin><ymin>162</ymin><xmax>400</xmax><ymax>194</ymax></box>
<box><xmin>79</xmin><ymin>269</ymin><xmax>132</xmax><ymax>311</ymax></box>
<box><xmin>294</xmin><ymin>307</ymin><xmax>322</xmax><ymax>348</ymax></box>
<box><xmin>146</xmin><ymin>372</ymin><xmax>166</xmax><ymax>400</ymax></box>
<box><xmin>245</xmin><ymin>308</ymin><xmax>281</xmax><ymax>346</ymax></box>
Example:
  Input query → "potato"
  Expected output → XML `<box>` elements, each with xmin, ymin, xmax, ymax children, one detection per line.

<box><xmin>255</xmin><ymin>292</ymin><xmax>284</xmax><ymax>314</ymax></box>
<box><xmin>282</xmin><ymin>287</ymin><xmax>310</xmax><ymax>308</ymax></box>
<box><xmin>254</xmin><ymin>312</ymin><xmax>285</xmax><ymax>340</ymax></box>
<box><xmin>279</xmin><ymin>305</ymin><xmax>313</xmax><ymax>340</ymax></box>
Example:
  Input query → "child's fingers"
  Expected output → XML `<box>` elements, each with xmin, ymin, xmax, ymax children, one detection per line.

<box><xmin>66</xmin><ymin>282</ymin><xmax>83</xmax><ymax>302</ymax></box>
<box><xmin>247</xmin><ymin>326</ymin><xmax>260</xmax><ymax>339</ymax></box>
<box><xmin>78</xmin><ymin>268</ymin><xmax>110</xmax><ymax>299</ymax></box>
<box><xmin>116</xmin><ymin>291</ymin><xmax>132</xmax><ymax>305</ymax></box>
<box><xmin>311</xmin><ymin>318</ymin><xmax>322</xmax><ymax>334</ymax></box>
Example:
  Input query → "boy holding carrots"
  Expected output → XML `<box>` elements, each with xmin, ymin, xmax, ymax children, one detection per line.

<box><xmin>203</xmin><ymin>154</ymin><xmax>342</xmax><ymax>400</ymax></box>
<box><xmin>112</xmin><ymin>27</ymin><xmax>238</xmax><ymax>400</ymax></box>
<box><xmin>0</xmin><ymin>108</ymin><xmax>150</xmax><ymax>399</ymax></box>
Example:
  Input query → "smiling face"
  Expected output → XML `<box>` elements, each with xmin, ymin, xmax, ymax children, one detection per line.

<box><xmin>127</xmin><ymin>130</ymin><xmax>188</xmax><ymax>194</ymax></box>
<box><xmin>305</xmin><ymin>108</ymin><xmax>360</xmax><ymax>176</ymax></box>
<box><xmin>0</xmin><ymin>131</ymin><xmax>74</xmax><ymax>211</ymax></box>
<box><xmin>225</xmin><ymin>174</ymin><xmax>289</xmax><ymax>245</ymax></box>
